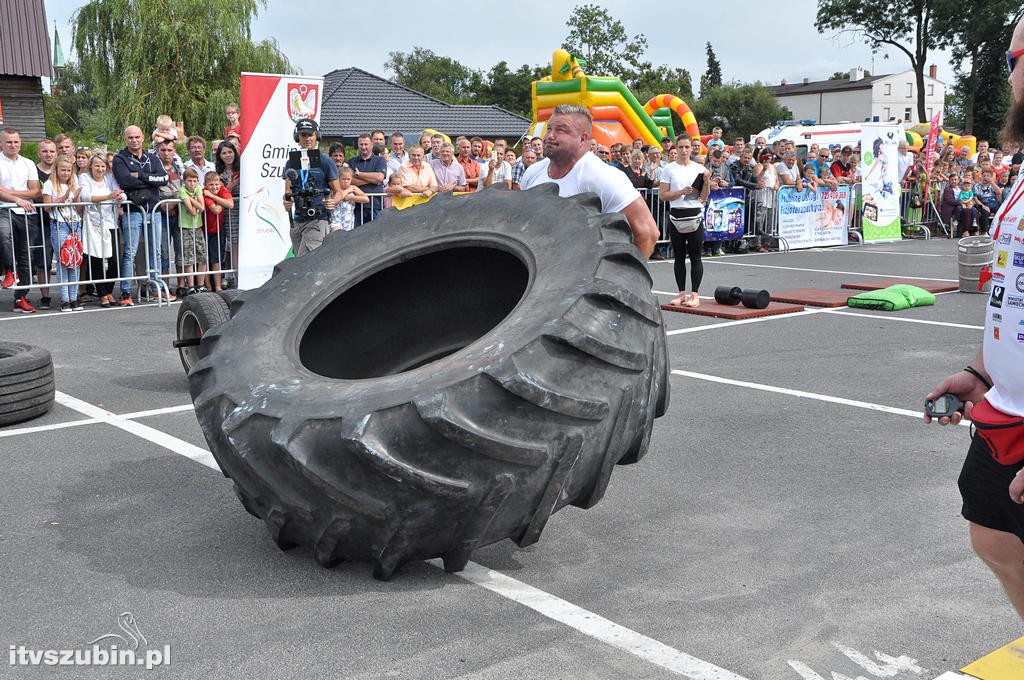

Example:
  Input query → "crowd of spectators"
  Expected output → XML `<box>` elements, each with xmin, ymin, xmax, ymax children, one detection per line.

<box><xmin>6</xmin><ymin>97</ymin><xmax>1019</xmax><ymax>315</ymax></box>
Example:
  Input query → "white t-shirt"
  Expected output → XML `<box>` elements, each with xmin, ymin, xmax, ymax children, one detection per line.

<box><xmin>41</xmin><ymin>179</ymin><xmax>80</xmax><ymax>223</ymax></box>
<box><xmin>984</xmin><ymin>172</ymin><xmax>1024</xmax><ymax>415</ymax></box>
<box><xmin>489</xmin><ymin>160</ymin><xmax>512</xmax><ymax>186</ymax></box>
<box><xmin>897</xmin><ymin>151</ymin><xmax>915</xmax><ymax>180</ymax></box>
<box><xmin>0</xmin><ymin>153</ymin><xmax>39</xmax><ymax>215</ymax></box>
<box><xmin>520</xmin><ymin>152</ymin><xmax>639</xmax><ymax>214</ymax></box>
<box><xmin>776</xmin><ymin>161</ymin><xmax>800</xmax><ymax>185</ymax></box>
<box><xmin>659</xmin><ymin>161</ymin><xmax>705</xmax><ymax>209</ymax></box>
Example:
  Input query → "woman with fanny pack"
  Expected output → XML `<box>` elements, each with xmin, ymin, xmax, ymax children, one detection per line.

<box><xmin>659</xmin><ymin>133</ymin><xmax>710</xmax><ymax>307</ymax></box>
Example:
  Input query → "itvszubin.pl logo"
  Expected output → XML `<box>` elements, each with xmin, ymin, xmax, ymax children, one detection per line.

<box><xmin>8</xmin><ymin>612</ymin><xmax>170</xmax><ymax>670</ymax></box>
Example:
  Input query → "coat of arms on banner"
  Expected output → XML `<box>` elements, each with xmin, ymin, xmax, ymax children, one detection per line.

<box><xmin>288</xmin><ymin>83</ymin><xmax>318</xmax><ymax>121</ymax></box>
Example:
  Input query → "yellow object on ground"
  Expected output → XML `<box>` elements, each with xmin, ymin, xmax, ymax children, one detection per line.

<box><xmin>961</xmin><ymin>636</ymin><xmax>1024</xmax><ymax>679</ymax></box>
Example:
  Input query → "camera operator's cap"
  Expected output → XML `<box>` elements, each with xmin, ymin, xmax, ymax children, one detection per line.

<box><xmin>295</xmin><ymin>118</ymin><xmax>318</xmax><ymax>136</ymax></box>
<box><xmin>661</xmin><ymin>136</ymin><xmax>672</xmax><ymax>142</ymax></box>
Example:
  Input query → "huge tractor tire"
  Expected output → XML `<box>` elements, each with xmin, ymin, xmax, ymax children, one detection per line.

<box><xmin>188</xmin><ymin>184</ymin><xmax>670</xmax><ymax>579</ymax></box>
<box><xmin>0</xmin><ymin>341</ymin><xmax>55</xmax><ymax>427</ymax></box>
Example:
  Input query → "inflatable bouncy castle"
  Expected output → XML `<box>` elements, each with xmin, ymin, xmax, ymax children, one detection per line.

<box><xmin>528</xmin><ymin>49</ymin><xmax>701</xmax><ymax>149</ymax></box>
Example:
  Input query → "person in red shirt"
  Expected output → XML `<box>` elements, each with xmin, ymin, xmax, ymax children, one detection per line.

<box><xmin>224</xmin><ymin>103</ymin><xmax>241</xmax><ymax>139</ymax></box>
<box><xmin>203</xmin><ymin>172</ymin><xmax>234</xmax><ymax>292</ymax></box>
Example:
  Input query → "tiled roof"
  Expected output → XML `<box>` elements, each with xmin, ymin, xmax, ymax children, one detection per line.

<box><xmin>320</xmin><ymin>68</ymin><xmax>531</xmax><ymax>139</ymax></box>
<box><xmin>766</xmin><ymin>75</ymin><xmax>887</xmax><ymax>97</ymax></box>
<box><xmin>0</xmin><ymin>0</ymin><xmax>52</xmax><ymax>78</ymax></box>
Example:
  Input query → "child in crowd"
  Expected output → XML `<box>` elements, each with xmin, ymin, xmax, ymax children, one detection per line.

<box><xmin>798</xmin><ymin>164</ymin><xmax>820</xmax><ymax>193</ymax></box>
<box><xmin>224</xmin><ymin>103</ymin><xmax>241</xmax><ymax>138</ymax></box>
<box><xmin>954</xmin><ymin>178</ymin><xmax>977</xmax><ymax>236</ymax></box>
<box><xmin>41</xmin><ymin>155</ymin><xmax>84</xmax><ymax>312</ymax></box>
<box><xmin>203</xmin><ymin>172</ymin><xmax>234</xmax><ymax>292</ymax></box>
<box><xmin>178</xmin><ymin>168</ymin><xmax>207</xmax><ymax>293</ymax></box>
<box><xmin>706</xmin><ymin>127</ymin><xmax>725</xmax><ymax>149</ymax></box>
<box><xmin>329</xmin><ymin>167</ymin><xmax>369</xmax><ymax>232</ymax></box>
<box><xmin>152</xmin><ymin>114</ymin><xmax>179</xmax><ymax>146</ymax></box>
<box><xmin>386</xmin><ymin>172</ymin><xmax>413</xmax><ymax>198</ymax></box>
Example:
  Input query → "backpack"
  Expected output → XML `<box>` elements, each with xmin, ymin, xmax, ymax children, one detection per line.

<box><xmin>60</xmin><ymin>230</ymin><xmax>84</xmax><ymax>268</ymax></box>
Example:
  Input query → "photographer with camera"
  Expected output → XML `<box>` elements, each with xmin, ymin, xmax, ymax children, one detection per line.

<box><xmin>282</xmin><ymin>118</ymin><xmax>341</xmax><ymax>256</ymax></box>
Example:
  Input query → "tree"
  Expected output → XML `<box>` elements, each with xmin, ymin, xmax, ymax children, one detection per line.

<box><xmin>384</xmin><ymin>47</ymin><xmax>480</xmax><ymax>104</ymax></box>
<box><xmin>632</xmin><ymin>66</ymin><xmax>694</xmax><ymax>105</ymax></box>
<box><xmin>693</xmin><ymin>83</ymin><xmax>792</xmax><ymax>140</ymax></box>
<box><xmin>699</xmin><ymin>43</ymin><xmax>723</xmax><ymax>96</ymax></box>
<box><xmin>932</xmin><ymin>0</ymin><xmax>1021</xmax><ymax>133</ymax></box>
<box><xmin>815</xmin><ymin>0</ymin><xmax>949</xmax><ymax>122</ymax></box>
<box><xmin>474</xmin><ymin>62</ymin><xmax>547</xmax><ymax>117</ymax></box>
<box><xmin>46</xmin><ymin>62</ymin><xmax>102</xmax><ymax>140</ymax></box>
<box><xmin>72</xmin><ymin>0</ymin><xmax>291</xmax><ymax>141</ymax></box>
<box><xmin>561</xmin><ymin>4</ymin><xmax>649</xmax><ymax>83</ymax></box>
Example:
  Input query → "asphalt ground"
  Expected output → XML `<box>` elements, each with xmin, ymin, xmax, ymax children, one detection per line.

<box><xmin>0</xmin><ymin>237</ymin><xmax>1017</xmax><ymax>680</ymax></box>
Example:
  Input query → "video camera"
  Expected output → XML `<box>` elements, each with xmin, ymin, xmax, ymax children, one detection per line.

<box><xmin>284</xmin><ymin>149</ymin><xmax>331</xmax><ymax>219</ymax></box>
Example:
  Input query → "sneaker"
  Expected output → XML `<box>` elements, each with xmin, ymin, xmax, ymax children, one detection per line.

<box><xmin>1</xmin><ymin>270</ymin><xmax>15</xmax><ymax>288</ymax></box>
<box><xmin>60</xmin><ymin>301</ymin><xmax>72</xmax><ymax>312</ymax></box>
<box><xmin>186</xmin><ymin>287</ymin><xmax>197</xmax><ymax>296</ymax></box>
<box><xmin>175</xmin><ymin>286</ymin><xmax>188</xmax><ymax>298</ymax></box>
<box><xmin>37</xmin><ymin>296</ymin><xmax>51</xmax><ymax>310</ymax></box>
<box><xmin>118</xmin><ymin>293</ymin><xmax>134</xmax><ymax>307</ymax></box>
<box><xmin>71</xmin><ymin>299</ymin><xmax>84</xmax><ymax>311</ymax></box>
<box><xmin>13</xmin><ymin>297</ymin><xmax>36</xmax><ymax>314</ymax></box>
<box><xmin>195</xmin><ymin>286</ymin><xmax>209</xmax><ymax>294</ymax></box>
<box><xmin>157</xmin><ymin>290</ymin><xmax>177</xmax><ymax>302</ymax></box>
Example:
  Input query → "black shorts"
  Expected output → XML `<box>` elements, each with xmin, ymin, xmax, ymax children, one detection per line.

<box><xmin>959</xmin><ymin>433</ymin><xmax>1024</xmax><ymax>542</ymax></box>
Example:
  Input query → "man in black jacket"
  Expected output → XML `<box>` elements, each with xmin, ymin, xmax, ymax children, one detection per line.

<box><xmin>112</xmin><ymin>126</ymin><xmax>168</xmax><ymax>305</ymax></box>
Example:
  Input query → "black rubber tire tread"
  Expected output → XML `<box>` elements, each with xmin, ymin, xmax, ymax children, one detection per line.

<box><xmin>188</xmin><ymin>184</ymin><xmax>669</xmax><ymax>578</ymax></box>
<box><xmin>176</xmin><ymin>293</ymin><xmax>230</xmax><ymax>374</ymax></box>
<box><xmin>216</xmin><ymin>289</ymin><xmax>244</xmax><ymax>314</ymax></box>
<box><xmin>0</xmin><ymin>341</ymin><xmax>55</xmax><ymax>427</ymax></box>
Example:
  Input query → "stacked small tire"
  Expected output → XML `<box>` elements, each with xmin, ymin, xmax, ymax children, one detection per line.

<box><xmin>0</xmin><ymin>342</ymin><xmax>55</xmax><ymax>427</ymax></box>
<box><xmin>182</xmin><ymin>184</ymin><xmax>670</xmax><ymax>579</ymax></box>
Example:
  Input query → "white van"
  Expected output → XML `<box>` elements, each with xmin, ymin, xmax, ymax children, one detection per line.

<box><xmin>753</xmin><ymin>121</ymin><xmax>904</xmax><ymax>160</ymax></box>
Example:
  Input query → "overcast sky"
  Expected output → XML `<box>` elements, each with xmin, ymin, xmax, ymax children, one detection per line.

<box><xmin>44</xmin><ymin>0</ymin><xmax>958</xmax><ymax>93</ymax></box>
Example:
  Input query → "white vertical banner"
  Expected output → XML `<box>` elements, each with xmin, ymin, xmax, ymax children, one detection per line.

<box><xmin>237</xmin><ymin>72</ymin><xmax>324</xmax><ymax>290</ymax></box>
<box><xmin>859</xmin><ymin>123</ymin><xmax>902</xmax><ymax>242</ymax></box>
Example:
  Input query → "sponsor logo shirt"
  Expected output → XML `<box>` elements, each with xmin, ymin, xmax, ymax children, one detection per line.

<box><xmin>985</xmin><ymin>172</ymin><xmax>1024</xmax><ymax>415</ymax></box>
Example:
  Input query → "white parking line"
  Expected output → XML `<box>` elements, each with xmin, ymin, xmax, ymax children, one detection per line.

<box><xmin>30</xmin><ymin>390</ymin><xmax>748</xmax><ymax>680</ymax></box>
<box><xmin>699</xmin><ymin>260</ymin><xmax>958</xmax><ymax>281</ymax></box>
<box><xmin>671</xmin><ymin>369</ymin><xmax>971</xmax><ymax>426</ymax></box>
<box><xmin>54</xmin><ymin>391</ymin><xmax>219</xmax><ymax>469</ymax></box>
<box><xmin>443</xmin><ymin>560</ymin><xmax>750</xmax><ymax>680</ymax></box>
<box><xmin>823</xmin><ymin>309</ymin><xmax>984</xmax><ymax>330</ymax></box>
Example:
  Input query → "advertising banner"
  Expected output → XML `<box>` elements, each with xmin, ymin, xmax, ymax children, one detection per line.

<box><xmin>776</xmin><ymin>186</ymin><xmax>852</xmax><ymax>249</ymax></box>
<box><xmin>238</xmin><ymin>72</ymin><xmax>324</xmax><ymax>289</ymax></box>
<box><xmin>860</xmin><ymin>124</ymin><xmax>903</xmax><ymax>242</ymax></box>
<box><xmin>703</xmin><ymin>188</ymin><xmax>745</xmax><ymax>241</ymax></box>
<box><xmin>924</xmin><ymin>109</ymin><xmax>942</xmax><ymax>176</ymax></box>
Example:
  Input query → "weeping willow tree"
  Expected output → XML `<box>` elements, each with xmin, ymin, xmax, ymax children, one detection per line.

<box><xmin>73</xmin><ymin>0</ymin><xmax>292</xmax><ymax>141</ymax></box>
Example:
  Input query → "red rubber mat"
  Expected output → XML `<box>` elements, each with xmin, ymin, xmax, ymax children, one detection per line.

<box><xmin>661</xmin><ymin>300</ymin><xmax>806</xmax><ymax>319</ymax></box>
<box><xmin>840</xmin><ymin>278</ymin><xmax>958</xmax><ymax>293</ymax></box>
<box><xmin>769</xmin><ymin>288</ymin><xmax>853</xmax><ymax>307</ymax></box>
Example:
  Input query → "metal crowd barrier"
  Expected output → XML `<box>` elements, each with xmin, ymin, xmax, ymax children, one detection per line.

<box><xmin>639</xmin><ymin>185</ymin><xmax>785</xmax><ymax>254</ymax></box>
<box><xmin>0</xmin><ymin>197</ymin><xmax>243</xmax><ymax>309</ymax></box>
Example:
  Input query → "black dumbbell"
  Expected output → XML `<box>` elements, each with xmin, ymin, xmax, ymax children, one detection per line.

<box><xmin>714</xmin><ymin>286</ymin><xmax>742</xmax><ymax>305</ymax></box>
<box><xmin>740</xmin><ymin>288</ymin><xmax>770</xmax><ymax>309</ymax></box>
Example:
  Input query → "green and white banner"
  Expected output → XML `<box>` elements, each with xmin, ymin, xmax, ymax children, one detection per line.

<box><xmin>859</xmin><ymin>124</ymin><xmax>902</xmax><ymax>242</ymax></box>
